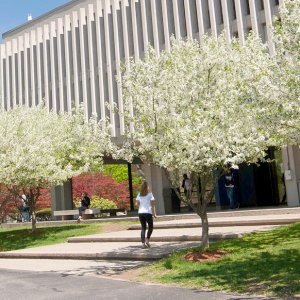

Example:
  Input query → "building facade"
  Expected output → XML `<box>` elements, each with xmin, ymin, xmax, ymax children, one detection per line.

<box><xmin>1</xmin><ymin>0</ymin><xmax>299</xmax><ymax>213</ymax></box>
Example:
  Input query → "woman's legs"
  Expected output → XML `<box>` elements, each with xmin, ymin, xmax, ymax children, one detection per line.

<box><xmin>21</xmin><ymin>207</ymin><xmax>30</xmax><ymax>222</ymax></box>
<box><xmin>78</xmin><ymin>206</ymin><xmax>88</xmax><ymax>220</ymax></box>
<box><xmin>139</xmin><ymin>213</ymin><xmax>153</xmax><ymax>248</ymax></box>
<box><xmin>78</xmin><ymin>206</ymin><xmax>87</xmax><ymax>217</ymax></box>
<box><xmin>145</xmin><ymin>214</ymin><xmax>153</xmax><ymax>240</ymax></box>
<box><xmin>139</xmin><ymin>214</ymin><xmax>147</xmax><ymax>243</ymax></box>
<box><xmin>145</xmin><ymin>214</ymin><xmax>153</xmax><ymax>248</ymax></box>
<box><xmin>21</xmin><ymin>207</ymin><xmax>26</xmax><ymax>222</ymax></box>
<box><xmin>25</xmin><ymin>208</ymin><xmax>30</xmax><ymax>222</ymax></box>
<box><xmin>226</xmin><ymin>187</ymin><xmax>236</xmax><ymax>209</ymax></box>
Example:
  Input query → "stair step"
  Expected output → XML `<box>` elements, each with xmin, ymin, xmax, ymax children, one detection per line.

<box><xmin>67</xmin><ymin>233</ymin><xmax>242</xmax><ymax>243</ymax></box>
<box><xmin>127</xmin><ymin>218</ymin><xmax>300</xmax><ymax>230</ymax></box>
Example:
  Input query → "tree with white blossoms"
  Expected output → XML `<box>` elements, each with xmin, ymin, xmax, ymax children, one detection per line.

<box><xmin>271</xmin><ymin>0</ymin><xmax>300</xmax><ymax>144</ymax></box>
<box><xmin>0</xmin><ymin>104</ymin><xmax>112</xmax><ymax>231</ymax></box>
<box><xmin>116</xmin><ymin>34</ymin><xmax>277</xmax><ymax>248</ymax></box>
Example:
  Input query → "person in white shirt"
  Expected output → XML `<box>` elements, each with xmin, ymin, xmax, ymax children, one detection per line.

<box><xmin>136</xmin><ymin>181</ymin><xmax>157</xmax><ymax>249</ymax></box>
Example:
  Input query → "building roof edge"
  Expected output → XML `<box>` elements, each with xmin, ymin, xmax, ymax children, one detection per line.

<box><xmin>2</xmin><ymin>0</ymin><xmax>81</xmax><ymax>41</ymax></box>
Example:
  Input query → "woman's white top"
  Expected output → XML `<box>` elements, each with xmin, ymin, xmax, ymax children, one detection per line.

<box><xmin>21</xmin><ymin>194</ymin><xmax>27</xmax><ymax>207</ymax></box>
<box><xmin>137</xmin><ymin>192</ymin><xmax>155</xmax><ymax>214</ymax></box>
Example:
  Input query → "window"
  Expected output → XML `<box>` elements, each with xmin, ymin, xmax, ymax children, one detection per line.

<box><xmin>232</xmin><ymin>1</ymin><xmax>237</xmax><ymax>20</ymax></box>
<box><xmin>246</xmin><ymin>0</ymin><xmax>250</xmax><ymax>15</ymax></box>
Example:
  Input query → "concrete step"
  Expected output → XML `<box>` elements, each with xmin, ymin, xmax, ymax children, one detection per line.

<box><xmin>0</xmin><ymin>251</ymin><xmax>163</xmax><ymax>261</ymax></box>
<box><xmin>127</xmin><ymin>218</ymin><xmax>300</xmax><ymax>230</ymax></box>
<box><xmin>67</xmin><ymin>233</ymin><xmax>242</xmax><ymax>243</ymax></box>
<box><xmin>2</xmin><ymin>206</ymin><xmax>299</xmax><ymax>229</ymax></box>
<box><xmin>0</xmin><ymin>241</ymin><xmax>201</xmax><ymax>261</ymax></box>
<box><xmin>66</xmin><ymin>224</ymin><xmax>280</xmax><ymax>243</ymax></box>
<box><xmin>0</xmin><ymin>216</ymin><xmax>287</xmax><ymax>262</ymax></box>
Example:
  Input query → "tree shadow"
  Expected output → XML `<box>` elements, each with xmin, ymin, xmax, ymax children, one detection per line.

<box><xmin>166</xmin><ymin>248</ymin><xmax>300</xmax><ymax>298</ymax></box>
<box><xmin>212</xmin><ymin>222</ymin><xmax>300</xmax><ymax>251</ymax></box>
<box><xmin>154</xmin><ymin>223</ymin><xmax>300</xmax><ymax>298</ymax></box>
<box><xmin>0</xmin><ymin>224</ymin><xmax>92</xmax><ymax>251</ymax></box>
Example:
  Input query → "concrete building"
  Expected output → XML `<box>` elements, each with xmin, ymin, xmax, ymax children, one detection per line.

<box><xmin>1</xmin><ymin>0</ymin><xmax>299</xmax><ymax>214</ymax></box>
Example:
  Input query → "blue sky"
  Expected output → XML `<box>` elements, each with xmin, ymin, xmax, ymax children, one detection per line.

<box><xmin>0</xmin><ymin>0</ymin><xmax>71</xmax><ymax>42</ymax></box>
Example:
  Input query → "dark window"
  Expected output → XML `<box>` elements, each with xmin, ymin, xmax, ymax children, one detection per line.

<box><xmin>219</xmin><ymin>0</ymin><xmax>224</xmax><ymax>24</ymax></box>
<box><xmin>232</xmin><ymin>1</ymin><xmax>237</xmax><ymax>20</ymax></box>
<box><xmin>246</xmin><ymin>0</ymin><xmax>250</xmax><ymax>15</ymax></box>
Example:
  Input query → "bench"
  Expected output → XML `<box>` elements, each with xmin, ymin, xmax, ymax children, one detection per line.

<box><xmin>100</xmin><ymin>209</ymin><xmax>125</xmax><ymax>216</ymax></box>
<box><xmin>53</xmin><ymin>208</ymin><xmax>100</xmax><ymax>220</ymax></box>
<box><xmin>53</xmin><ymin>208</ymin><xmax>125</xmax><ymax>220</ymax></box>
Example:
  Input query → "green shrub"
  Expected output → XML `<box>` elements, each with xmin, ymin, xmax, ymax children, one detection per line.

<box><xmin>36</xmin><ymin>208</ymin><xmax>52</xmax><ymax>221</ymax></box>
<box><xmin>90</xmin><ymin>196</ymin><xmax>117</xmax><ymax>210</ymax></box>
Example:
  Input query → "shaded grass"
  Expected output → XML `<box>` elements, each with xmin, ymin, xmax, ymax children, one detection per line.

<box><xmin>0</xmin><ymin>223</ymin><xmax>104</xmax><ymax>252</ymax></box>
<box><xmin>142</xmin><ymin>223</ymin><xmax>300</xmax><ymax>298</ymax></box>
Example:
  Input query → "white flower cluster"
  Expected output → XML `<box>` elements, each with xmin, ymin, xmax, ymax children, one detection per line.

<box><xmin>271</xmin><ymin>0</ymin><xmax>300</xmax><ymax>145</ymax></box>
<box><xmin>0</xmin><ymin>104</ymin><xmax>112</xmax><ymax>190</ymax></box>
<box><xmin>117</xmin><ymin>33</ymin><xmax>277</xmax><ymax>174</ymax></box>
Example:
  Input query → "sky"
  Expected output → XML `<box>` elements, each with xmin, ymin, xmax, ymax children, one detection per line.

<box><xmin>0</xmin><ymin>0</ymin><xmax>71</xmax><ymax>42</ymax></box>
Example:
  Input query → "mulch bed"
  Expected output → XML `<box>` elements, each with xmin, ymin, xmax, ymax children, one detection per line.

<box><xmin>181</xmin><ymin>249</ymin><xmax>230</xmax><ymax>262</ymax></box>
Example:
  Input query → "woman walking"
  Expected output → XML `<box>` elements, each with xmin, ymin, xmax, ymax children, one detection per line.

<box><xmin>136</xmin><ymin>181</ymin><xmax>157</xmax><ymax>249</ymax></box>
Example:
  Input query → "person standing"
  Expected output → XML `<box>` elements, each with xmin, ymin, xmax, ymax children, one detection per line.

<box><xmin>225</xmin><ymin>167</ymin><xmax>239</xmax><ymax>210</ymax></box>
<box><xmin>21</xmin><ymin>193</ymin><xmax>30</xmax><ymax>222</ymax></box>
<box><xmin>136</xmin><ymin>181</ymin><xmax>157</xmax><ymax>249</ymax></box>
<box><xmin>182</xmin><ymin>174</ymin><xmax>193</xmax><ymax>211</ymax></box>
<box><xmin>77</xmin><ymin>192</ymin><xmax>90</xmax><ymax>221</ymax></box>
<box><xmin>182</xmin><ymin>174</ymin><xmax>192</xmax><ymax>196</ymax></box>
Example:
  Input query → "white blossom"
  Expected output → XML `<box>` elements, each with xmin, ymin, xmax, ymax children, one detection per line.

<box><xmin>117</xmin><ymin>34</ymin><xmax>275</xmax><ymax>174</ymax></box>
<box><xmin>272</xmin><ymin>0</ymin><xmax>300</xmax><ymax>145</ymax></box>
<box><xmin>0</xmin><ymin>104</ymin><xmax>112</xmax><ymax>230</ymax></box>
<box><xmin>115</xmin><ymin>33</ymin><xmax>276</xmax><ymax>247</ymax></box>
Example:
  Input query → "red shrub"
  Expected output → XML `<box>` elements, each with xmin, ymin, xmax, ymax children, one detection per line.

<box><xmin>72</xmin><ymin>173</ymin><xmax>139</xmax><ymax>210</ymax></box>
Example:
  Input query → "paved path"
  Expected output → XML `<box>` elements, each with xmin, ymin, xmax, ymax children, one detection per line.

<box><xmin>0</xmin><ymin>212</ymin><xmax>288</xmax><ymax>260</ymax></box>
<box><xmin>0</xmin><ymin>269</ymin><xmax>274</xmax><ymax>300</ymax></box>
<box><xmin>0</xmin><ymin>207</ymin><xmax>299</xmax><ymax>264</ymax></box>
<box><xmin>0</xmin><ymin>207</ymin><xmax>298</xmax><ymax>299</ymax></box>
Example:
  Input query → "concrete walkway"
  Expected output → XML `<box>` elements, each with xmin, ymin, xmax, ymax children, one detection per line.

<box><xmin>0</xmin><ymin>206</ymin><xmax>298</xmax><ymax>299</ymax></box>
<box><xmin>0</xmin><ymin>207</ymin><xmax>299</xmax><ymax>264</ymax></box>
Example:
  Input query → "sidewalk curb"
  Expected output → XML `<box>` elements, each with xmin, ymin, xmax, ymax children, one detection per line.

<box><xmin>127</xmin><ymin>218</ymin><xmax>300</xmax><ymax>230</ymax></box>
<box><xmin>0</xmin><ymin>252</ymin><xmax>166</xmax><ymax>261</ymax></box>
<box><xmin>67</xmin><ymin>233</ymin><xmax>242</xmax><ymax>243</ymax></box>
<box><xmin>2</xmin><ymin>206</ymin><xmax>300</xmax><ymax>229</ymax></box>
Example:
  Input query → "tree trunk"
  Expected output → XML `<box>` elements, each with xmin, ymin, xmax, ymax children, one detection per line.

<box><xmin>30</xmin><ymin>188</ymin><xmax>39</xmax><ymax>232</ymax></box>
<box><xmin>164</xmin><ymin>169</ymin><xmax>213</xmax><ymax>248</ymax></box>
<box><xmin>200</xmin><ymin>211</ymin><xmax>209</xmax><ymax>248</ymax></box>
<box><xmin>31</xmin><ymin>211</ymin><xmax>36</xmax><ymax>232</ymax></box>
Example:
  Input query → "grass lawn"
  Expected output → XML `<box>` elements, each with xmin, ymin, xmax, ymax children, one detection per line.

<box><xmin>138</xmin><ymin>222</ymin><xmax>300</xmax><ymax>299</ymax></box>
<box><xmin>0</xmin><ymin>222</ymin><xmax>114</xmax><ymax>252</ymax></box>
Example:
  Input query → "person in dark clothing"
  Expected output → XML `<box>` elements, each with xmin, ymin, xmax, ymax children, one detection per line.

<box><xmin>77</xmin><ymin>192</ymin><xmax>90</xmax><ymax>221</ymax></box>
<box><xmin>182</xmin><ymin>174</ymin><xmax>191</xmax><ymax>196</ymax></box>
<box><xmin>225</xmin><ymin>167</ymin><xmax>239</xmax><ymax>210</ymax></box>
<box><xmin>182</xmin><ymin>174</ymin><xmax>193</xmax><ymax>212</ymax></box>
<box><xmin>21</xmin><ymin>193</ymin><xmax>30</xmax><ymax>222</ymax></box>
<box><xmin>171</xmin><ymin>188</ymin><xmax>181</xmax><ymax>213</ymax></box>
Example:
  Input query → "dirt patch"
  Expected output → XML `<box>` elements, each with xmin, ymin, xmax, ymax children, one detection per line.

<box><xmin>181</xmin><ymin>249</ymin><xmax>230</xmax><ymax>262</ymax></box>
<box><xmin>101</xmin><ymin>223</ymin><xmax>129</xmax><ymax>233</ymax></box>
<box><xmin>106</xmin><ymin>267</ymin><xmax>147</xmax><ymax>281</ymax></box>
<box><xmin>24</xmin><ymin>229</ymin><xmax>47</xmax><ymax>236</ymax></box>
